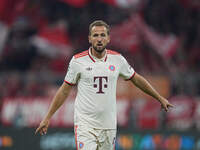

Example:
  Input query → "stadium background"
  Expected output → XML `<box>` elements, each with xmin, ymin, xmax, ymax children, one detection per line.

<box><xmin>0</xmin><ymin>0</ymin><xmax>200</xmax><ymax>149</ymax></box>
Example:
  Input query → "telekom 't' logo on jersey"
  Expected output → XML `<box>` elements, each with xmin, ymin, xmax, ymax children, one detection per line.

<box><xmin>93</xmin><ymin>76</ymin><xmax>108</xmax><ymax>94</ymax></box>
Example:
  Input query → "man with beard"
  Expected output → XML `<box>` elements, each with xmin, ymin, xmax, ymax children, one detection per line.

<box><xmin>35</xmin><ymin>20</ymin><xmax>174</xmax><ymax>150</ymax></box>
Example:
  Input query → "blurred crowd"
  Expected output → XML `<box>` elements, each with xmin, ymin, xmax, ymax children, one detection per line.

<box><xmin>0</xmin><ymin>0</ymin><xmax>199</xmax><ymax>98</ymax></box>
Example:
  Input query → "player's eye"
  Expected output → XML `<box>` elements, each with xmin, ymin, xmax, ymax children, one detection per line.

<box><xmin>101</xmin><ymin>33</ymin><xmax>106</xmax><ymax>37</ymax></box>
<box><xmin>93</xmin><ymin>34</ymin><xmax>98</xmax><ymax>37</ymax></box>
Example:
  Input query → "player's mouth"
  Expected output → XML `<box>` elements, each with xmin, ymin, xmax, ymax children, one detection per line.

<box><xmin>97</xmin><ymin>43</ymin><xmax>103</xmax><ymax>47</ymax></box>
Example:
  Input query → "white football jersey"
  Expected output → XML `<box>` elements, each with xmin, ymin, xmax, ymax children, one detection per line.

<box><xmin>64</xmin><ymin>48</ymin><xmax>135</xmax><ymax>129</ymax></box>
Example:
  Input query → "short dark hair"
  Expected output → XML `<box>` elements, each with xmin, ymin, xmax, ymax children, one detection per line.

<box><xmin>89</xmin><ymin>20</ymin><xmax>110</xmax><ymax>35</ymax></box>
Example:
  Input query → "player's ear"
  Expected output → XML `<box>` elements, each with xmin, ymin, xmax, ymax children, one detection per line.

<box><xmin>107</xmin><ymin>35</ymin><xmax>110</xmax><ymax>43</ymax></box>
<box><xmin>88</xmin><ymin>35</ymin><xmax>91</xmax><ymax>44</ymax></box>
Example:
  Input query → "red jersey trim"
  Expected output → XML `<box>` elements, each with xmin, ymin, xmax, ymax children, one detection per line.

<box><xmin>75</xmin><ymin>125</ymin><xmax>78</xmax><ymax>150</ymax></box>
<box><xmin>104</xmin><ymin>55</ymin><xmax>107</xmax><ymax>62</ymax></box>
<box><xmin>125</xmin><ymin>72</ymin><xmax>136</xmax><ymax>81</ymax></box>
<box><xmin>107</xmin><ymin>50</ymin><xmax>120</xmax><ymax>55</ymax></box>
<box><xmin>88</xmin><ymin>48</ymin><xmax>108</xmax><ymax>62</ymax></box>
<box><xmin>74</xmin><ymin>50</ymin><xmax>89</xmax><ymax>59</ymax></box>
<box><xmin>64</xmin><ymin>80</ymin><xmax>75</xmax><ymax>86</ymax></box>
<box><xmin>88</xmin><ymin>50</ymin><xmax>96</xmax><ymax>62</ymax></box>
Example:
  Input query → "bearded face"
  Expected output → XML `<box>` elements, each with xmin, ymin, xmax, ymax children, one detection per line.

<box><xmin>89</xmin><ymin>26</ymin><xmax>110</xmax><ymax>54</ymax></box>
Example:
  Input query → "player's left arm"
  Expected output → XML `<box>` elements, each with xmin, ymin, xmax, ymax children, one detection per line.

<box><xmin>130</xmin><ymin>72</ymin><xmax>174</xmax><ymax>112</ymax></box>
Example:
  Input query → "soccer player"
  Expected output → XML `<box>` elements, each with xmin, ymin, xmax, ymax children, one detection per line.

<box><xmin>35</xmin><ymin>20</ymin><xmax>174</xmax><ymax>150</ymax></box>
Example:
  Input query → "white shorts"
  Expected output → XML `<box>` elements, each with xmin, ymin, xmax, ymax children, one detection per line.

<box><xmin>74</xmin><ymin>125</ymin><xmax>116</xmax><ymax>150</ymax></box>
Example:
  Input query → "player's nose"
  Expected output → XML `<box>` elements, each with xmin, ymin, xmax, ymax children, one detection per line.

<box><xmin>97</xmin><ymin>36</ymin><xmax>103</xmax><ymax>42</ymax></box>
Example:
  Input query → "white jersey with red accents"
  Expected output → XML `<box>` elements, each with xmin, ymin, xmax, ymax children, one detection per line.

<box><xmin>64</xmin><ymin>48</ymin><xmax>135</xmax><ymax>129</ymax></box>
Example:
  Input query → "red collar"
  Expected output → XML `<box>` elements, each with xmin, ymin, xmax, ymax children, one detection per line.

<box><xmin>88</xmin><ymin>47</ymin><xmax>107</xmax><ymax>62</ymax></box>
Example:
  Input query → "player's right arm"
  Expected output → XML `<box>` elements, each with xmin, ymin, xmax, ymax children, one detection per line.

<box><xmin>35</xmin><ymin>82</ymin><xmax>72</xmax><ymax>135</ymax></box>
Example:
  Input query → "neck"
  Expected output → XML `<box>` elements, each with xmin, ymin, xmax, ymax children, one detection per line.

<box><xmin>91</xmin><ymin>47</ymin><xmax>106</xmax><ymax>59</ymax></box>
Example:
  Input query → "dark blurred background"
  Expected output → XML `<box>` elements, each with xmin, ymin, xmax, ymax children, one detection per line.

<box><xmin>0</xmin><ymin>0</ymin><xmax>200</xmax><ymax>150</ymax></box>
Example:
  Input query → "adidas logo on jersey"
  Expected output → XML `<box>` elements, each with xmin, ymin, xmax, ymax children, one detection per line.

<box><xmin>86</xmin><ymin>67</ymin><xmax>92</xmax><ymax>71</ymax></box>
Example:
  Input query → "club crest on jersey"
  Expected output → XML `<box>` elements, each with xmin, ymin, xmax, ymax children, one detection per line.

<box><xmin>109</xmin><ymin>65</ymin><xmax>115</xmax><ymax>71</ymax></box>
<box><xmin>79</xmin><ymin>142</ymin><xmax>84</xmax><ymax>149</ymax></box>
<box><xmin>86</xmin><ymin>67</ymin><xmax>92</xmax><ymax>71</ymax></box>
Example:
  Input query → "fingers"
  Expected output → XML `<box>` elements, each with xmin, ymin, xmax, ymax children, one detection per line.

<box><xmin>35</xmin><ymin>120</ymin><xmax>49</xmax><ymax>135</ymax></box>
<box><xmin>162</xmin><ymin>105</ymin><xmax>169</xmax><ymax>112</ymax></box>
<box><xmin>168</xmin><ymin>103</ymin><xmax>174</xmax><ymax>108</ymax></box>
<box><xmin>42</xmin><ymin>127</ymin><xmax>48</xmax><ymax>135</ymax></box>
<box><xmin>35</xmin><ymin>125</ymin><xmax>48</xmax><ymax>135</ymax></box>
<box><xmin>35</xmin><ymin>126</ymin><xmax>41</xmax><ymax>134</ymax></box>
<box><xmin>161</xmin><ymin>103</ymin><xmax>174</xmax><ymax>112</ymax></box>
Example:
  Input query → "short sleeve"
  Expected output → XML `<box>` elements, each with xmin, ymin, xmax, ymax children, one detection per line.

<box><xmin>119</xmin><ymin>56</ymin><xmax>135</xmax><ymax>80</ymax></box>
<box><xmin>64</xmin><ymin>57</ymin><xmax>80</xmax><ymax>85</ymax></box>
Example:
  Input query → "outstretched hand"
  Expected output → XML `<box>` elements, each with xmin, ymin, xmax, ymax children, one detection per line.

<box><xmin>159</xmin><ymin>97</ymin><xmax>174</xmax><ymax>112</ymax></box>
<box><xmin>35</xmin><ymin>119</ymin><xmax>50</xmax><ymax>135</ymax></box>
